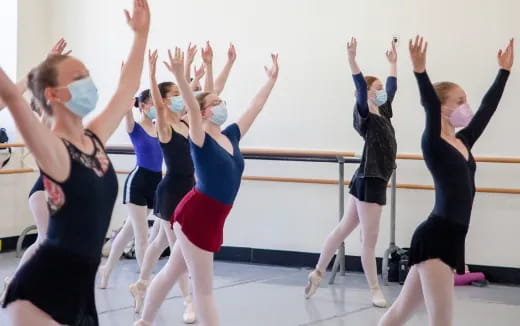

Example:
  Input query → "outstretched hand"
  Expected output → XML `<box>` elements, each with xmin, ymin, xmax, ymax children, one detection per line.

<box><xmin>148</xmin><ymin>49</ymin><xmax>158</xmax><ymax>76</ymax></box>
<box><xmin>264</xmin><ymin>54</ymin><xmax>279</xmax><ymax>80</ymax></box>
<box><xmin>409</xmin><ymin>35</ymin><xmax>428</xmax><ymax>73</ymax></box>
<box><xmin>124</xmin><ymin>0</ymin><xmax>150</xmax><ymax>36</ymax></box>
<box><xmin>347</xmin><ymin>37</ymin><xmax>357</xmax><ymax>61</ymax></box>
<box><xmin>201</xmin><ymin>41</ymin><xmax>214</xmax><ymax>64</ymax></box>
<box><xmin>49</xmin><ymin>38</ymin><xmax>72</xmax><ymax>57</ymax></box>
<box><xmin>164</xmin><ymin>47</ymin><xmax>185</xmax><ymax>78</ymax></box>
<box><xmin>498</xmin><ymin>38</ymin><xmax>514</xmax><ymax>71</ymax></box>
<box><xmin>228</xmin><ymin>43</ymin><xmax>237</xmax><ymax>63</ymax></box>
<box><xmin>194</xmin><ymin>64</ymin><xmax>206</xmax><ymax>80</ymax></box>
<box><xmin>386</xmin><ymin>40</ymin><xmax>397</xmax><ymax>64</ymax></box>
<box><xmin>186</xmin><ymin>43</ymin><xmax>198</xmax><ymax>66</ymax></box>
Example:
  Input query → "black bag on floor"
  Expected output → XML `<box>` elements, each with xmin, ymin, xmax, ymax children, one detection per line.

<box><xmin>388</xmin><ymin>248</ymin><xmax>410</xmax><ymax>284</ymax></box>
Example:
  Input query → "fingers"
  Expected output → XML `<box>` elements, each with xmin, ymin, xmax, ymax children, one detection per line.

<box><xmin>124</xmin><ymin>9</ymin><xmax>131</xmax><ymax>24</ymax></box>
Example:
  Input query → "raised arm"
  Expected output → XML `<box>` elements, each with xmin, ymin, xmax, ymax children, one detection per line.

<box><xmin>184</xmin><ymin>43</ymin><xmax>198</xmax><ymax>83</ymax></box>
<box><xmin>385</xmin><ymin>40</ymin><xmax>398</xmax><ymax>102</ymax></box>
<box><xmin>125</xmin><ymin>101</ymin><xmax>136</xmax><ymax>133</ymax></box>
<box><xmin>0</xmin><ymin>68</ymin><xmax>68</xmax><ymax>178</ymax></box>
<box><xmin>410</xmin><ymin>36</ymin><xmax>442</xmax><ymax>140</ymax></box>
<box><xmin>237</xmin><ymin>54</ymin><xmax>279</xmax><ymax>137</ymax></box>
<box><xmin>190</xmin><ymin>64</ymin><xmax>205</xmax><ymax>91</ymax></box>
<box><xmin>0</xmin><ymin>78</ymin><xmax>27</xmax><ymax>111</ymax></box>
<box><xmin>459</xmin><ymin>39</ymin><xmax>513</xmax><ymax>148</ymax></box>
<box><xmin>348</xmin><ymin>38</ymin><xmax>369</xmax><ymax>117</ymax></box>
<box><xmin>87</xmin><ymin>0</ymin><xmax>150</xmax><ymax>144</ymax></box>
<box><xmin>165</xmin><ymin>48</ymin><xmax>205</xmax><ymax>146</ymax></box>
<box><xmin>214</xmin><ymin>43</ymin><xmax>237</xmax><ymax>95</ymax></box>
<box><xmin>118</xmin><ymin>61</ymin><xmax>136</xmax><ymax>133</ymax></box>
<box><xmin>201</xmin><ymin>41</ymin><xmax>214</xmax><ymax>93</ymax></box>
<box><xmin>148</xmin><ymin>50</ymin><xmax>170</xmax><ymax>142</ymax></box>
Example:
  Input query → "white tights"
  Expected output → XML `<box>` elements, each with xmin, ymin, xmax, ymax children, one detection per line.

<box><xmin>140</xmin><ymin>222</ymin><xmax>218</xmax><ymax>326</ymax></box>
<box><xmin>378</xmin><ymin>259</ymin><xmax>454</xmax><ymax>326</ymax></box>
<box><xmin>101</xmin><ymin>204</ymin><xmax>151</xmax><ymax>282</ymax></box>
<box><xmin>315</xmin><ymin>196</ymin><xmax>383</xmax><ymax>290</ymax></box>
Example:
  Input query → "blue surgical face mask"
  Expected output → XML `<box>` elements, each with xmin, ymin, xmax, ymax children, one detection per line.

<box><xmin>209</xmin><ymin>102</ymin><xmax>228</xmax><ymax>126</ymax></box>
<box><xmin>62</xmin><ymin>77</ymin><xmax>98</xmax><ymax>117</ymax></box>
<box><xmin>146</xmin><ymin>106</ymin><xmax>157</xmax><ymax>120</ymax></box>
<box><xmin>372</xmin><ymin>90</ymin><xmax>388</xmax><ymax>107</ymax></box>
<box><xmin>169</xmin><ymin>96</ymin><xmax>184</xmax><ymax>113</ymax></box>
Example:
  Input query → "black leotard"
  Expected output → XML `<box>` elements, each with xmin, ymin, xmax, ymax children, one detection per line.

<box><xmin>408</xmin><ymin>69</ymin><xmax>509</xmax><ymax>273</ymax></box>
<box><xmin>153</xmin><ymin>121</ymin><xmax>195</xmax><ymax>221</ymax></box>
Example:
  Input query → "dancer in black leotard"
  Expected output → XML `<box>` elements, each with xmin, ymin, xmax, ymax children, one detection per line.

<box><xmin>378</xmin><ymin>36</ymin><xmax>514</xmax><ymax>326</ymax></box>
<box><xmin>0</xmin><ymin>39</ymin><xmax>71</xmax><ymax>303</ymax></box>
<box><xmin>0</xmin><ymin>1</ymin><xmax>150</xmax><ymax>325</ymax></box>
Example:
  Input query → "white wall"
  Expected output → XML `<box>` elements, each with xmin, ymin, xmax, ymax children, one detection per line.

<box><xmin>1</xmin><ymin>0</ymin><xmax>519</xmax><ymax>269</ymax></box>
<box><xmin>0</xmin><ymin>0</ymin><xmax>18</xmax><ymax>141</ymax></box>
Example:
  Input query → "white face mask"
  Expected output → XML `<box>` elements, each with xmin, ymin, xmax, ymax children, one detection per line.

<box><xmin>208</xmin><ymin>102</ymin><xmax>228</xmax><ymax>126</ymax></box>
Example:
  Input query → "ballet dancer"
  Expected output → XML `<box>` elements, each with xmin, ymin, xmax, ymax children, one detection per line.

<box><xmin>305</xmin><ymin>37</ymin><xmax>399</xmax><ymax>308</ymax></box>
<box><xmin>378</xmin><ymin>36</ymin><xmax>513</xmax><ymax>326</ymax></box>
<box><xmin>0</xmin><ymin>0</ymin><xmax>150</xmax><ymax>324</ymax></box>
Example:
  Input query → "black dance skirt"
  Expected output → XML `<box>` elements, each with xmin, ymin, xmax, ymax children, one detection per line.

<box><xmin>2</xmin><ymin>243</ymin><xmax>101</xmax><ymax>326</ymax></box>
<box><xmin>349</xmin><ymin>176</ymin><xmax>388</xmax><ymax>205</ymax></box>
<box><xmin>408</xmin><ymin>216</ymin><xmax>468</xmax><ymax>275</ymax></box>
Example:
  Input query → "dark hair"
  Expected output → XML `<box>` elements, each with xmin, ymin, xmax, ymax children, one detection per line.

<box><xmin>195</xmin><ymin>92</ymin><xmax>212</xmax><ymax>112</ymax></box>
<box><xmin>158</xmin><ymin>82</ymin><xmax>175</xmax><ymax>99</ymax></box>
<box><xmin>30</xmin><ymin>97</ymin><xmax>42</xmax><ymax>116</ymax></box>
<box><xmin>134</xmin><ymin>89</ymin><xmax>151</xmax><ymax>108</ymax></box>
<box><xmin>27</xmin><ymin>54</ymin><xmax>69</xmax><ymax>116</ymax></box>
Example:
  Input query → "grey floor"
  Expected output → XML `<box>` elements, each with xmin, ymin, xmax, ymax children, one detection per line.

<box><xmin>0</xmin><ymin>251</ymin><xmax>519</xmax><ymax>325</ymax></box>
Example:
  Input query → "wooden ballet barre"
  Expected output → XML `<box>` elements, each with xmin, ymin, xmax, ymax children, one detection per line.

<box><xmin>0</xmin><ymin>143</ymin><xmax>26</xmax><ymax>149</ymax></box>
<box><xmin>0</xmin><ymin>168</ymin><xmax>35</xmax><ymax>175</ymax></box>
<box><xmin>396</xmin><ymin>153</ymin><xmax>520</xmax><ymax>164</ymax></box>
<box><xmin>113</xmin><ymin>171</ymin><xmax>520</xmax><ymax>195</ymax></box>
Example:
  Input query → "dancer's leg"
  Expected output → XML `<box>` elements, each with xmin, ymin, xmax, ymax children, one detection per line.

<box><xmin>377</xmin><ymin>266</ymin><xmax>424</xmax><ymax>326</ymax></box>
<box><xmin>356</xmin><ymin>198</ymin><xmax>386</xmax><ymax>306</ymax></box>
<box><xmin>98</xmin><ymin>218</ymin><xmax>134</xmax><ymax>289</ymax></box>
<box><xmin>418</xmin><ymin>259</ymin><xmax>454</xmax><ymax>326</ymax></box>
<box><xmin>174</xmin><ymin>222</ymin><xmax>218</xmax><ymax>326</ymax></box>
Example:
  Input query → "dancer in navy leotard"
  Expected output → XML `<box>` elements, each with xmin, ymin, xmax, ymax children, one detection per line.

<box><xmin>378</xmin><ymin>36</ymin><xmax>514</xmax><ymax>326</ymax></box>
<box><xmin>134</xmin><ymin>46</ymin><xmax>279</xmax><ymax>326</ymax></box>
<box><xmin>98</xmin><ymin>88</ymin><xmax>164</xmax><ymax>289</ymax></box>
<box><xmin>134</xmin><ymin>42</ymin><xmax>239</xmax><ymax>325</ymax></box>
<box><xmin>0</xmin><ymin>1</ymin><xmax>150</xmax><ymax>324</ymax></box>
<box><xmin>305</xmin><ymin>38</ymin><xmax>398</xmax><ymax>307</ymax></box>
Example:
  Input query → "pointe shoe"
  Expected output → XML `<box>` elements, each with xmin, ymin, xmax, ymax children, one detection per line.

<box><xmin>0</xmin><ymin>277</ymin><xmax>12</xmax><ymax>304</ymax></box>
<box><xmin>133</xmin><ymin>320</ymin><xmax>152</xmax><ymax>326</ymax></box>
<box><xmin>98</xmin><ymin>265</ymin><xmax>111</xmax><ymax>289</ymax></box>
<box><xmin>304</xmin><ymin>269</ymin><xmax>323</xmax><ymax>299</ymax></box>
<box><xmin>129</xmin><ymin>279</ymin><xmax>149</xmax><ymax>313</ymax></box>
<box><xmin>183</xmin><ymin>298</ymin><xmax>196</xmax><ymax>324</ymax></box>
<box><xmin>370</xmin><ymin>287</ymin><xmax>388</xmax><ymax>308</ymax></box>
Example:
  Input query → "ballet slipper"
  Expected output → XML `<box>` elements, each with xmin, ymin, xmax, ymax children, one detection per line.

<box><xmin>98</xmin><ymin>265</ymin><xmax>111</xmax><ymax>289</ymax></box>
<box><xmin>370</xmin><ymin>287</ymin><xmax>388</xmax><ymax>308</ymax></box>
<box><xmin>183</xmin><ymin>295</ymin><xmax>196</xmax><ymax>324</ymax></box>
<box><xmin>129</xmin><ymin>279</ymin><xmax>149</xmax><ymax>313</ymax></box>
<box><xmin>304</xmin><ymin>269</ymin><xmax>323</xmax><ymax>299</ymax></box>
<box><xmin>133</xmin><ymin>320</ymin><xmax>152</xmax><ymax>326</ymax></box>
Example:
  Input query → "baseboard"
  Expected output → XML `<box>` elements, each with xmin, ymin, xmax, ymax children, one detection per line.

<box><xmin>215</xmin><ymin>246</ymin><xmax>520</xmax><ymax>285</ymax></box>
<box><xmin>1</xmin><ymin>237</ymin><xmax>518</xmax><ymax>285</ymax></box>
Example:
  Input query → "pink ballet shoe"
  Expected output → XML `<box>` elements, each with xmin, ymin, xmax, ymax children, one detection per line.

<box><xmin>304</xmin><ymin>269</ymin><xmax>323</xmax><ymax>299</ymax></box>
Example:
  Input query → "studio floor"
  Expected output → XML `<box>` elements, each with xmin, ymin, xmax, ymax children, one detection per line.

<box><xmin>0</xmin><ymin>251</ymin><xmax>519</xmax><ymax>325</ymax></box>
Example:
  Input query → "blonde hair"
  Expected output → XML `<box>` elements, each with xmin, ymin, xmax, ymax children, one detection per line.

<box><xmin>433</xmin><ymin>82</ymin><xmax>460</xmax><ymax>104</ymax></box>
